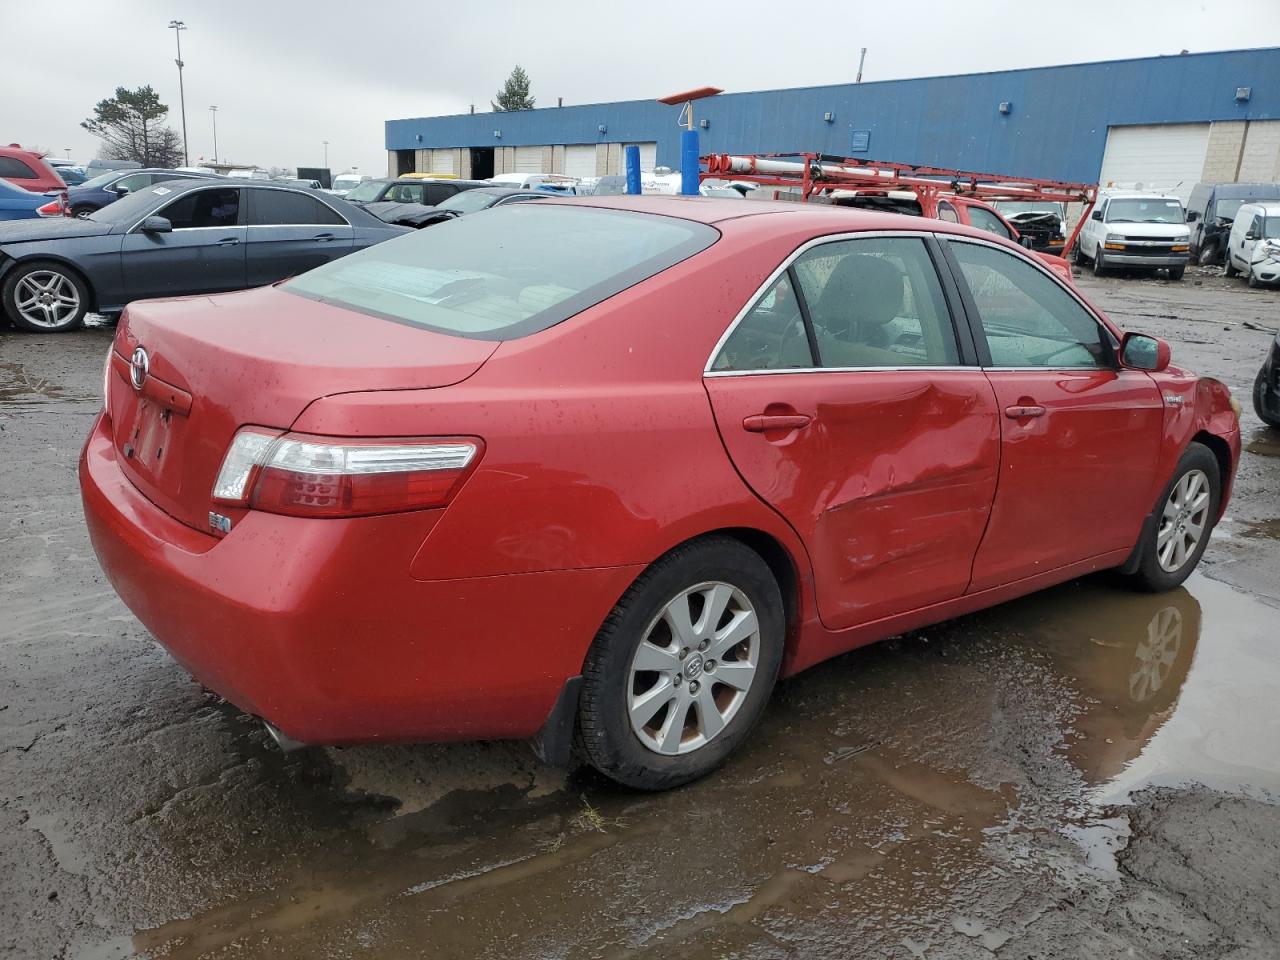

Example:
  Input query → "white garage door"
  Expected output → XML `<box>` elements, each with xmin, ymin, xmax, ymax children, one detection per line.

<box><xmin>1098</xmin><ymin>124</ymin><xmax>1209</xmax><ymax>203</ymax></box>
<box><xmin>429</xmin><ymin>149</ymin><xmax>456</xmax><ymax>175</ymax></box>
<box><xmin>564</xmin><ymin>144</ymin><xmax>596</xmax><ymax>179</ymax></box>
<box><xmin>624</xmin><ymin>142</ymin><xmax>658</xmax><ymax>173</ymax></box>
<box><xmin>514</xmin><ymin>146</ymin><xmax>544</xmax><ymax>173</ymax></box>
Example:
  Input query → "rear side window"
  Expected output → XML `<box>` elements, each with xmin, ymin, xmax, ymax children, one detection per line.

<box><xmin>949</xmin><ymin>240</ymin><xmax>1109</xmax><ymax>368</ymax></box>
<box><xmin>425</xmin><ymin>183</ymin><xmax>457</xmax><ymax>205</ymax></box>
<box><xmin>384</xmin><ymin>182</ymin><xmax>426</xmax><ymax>204</ymax></box>
<box><xmin>712</xmin><ymin>237</ymin><xmax>958</xmax><ymax>371</ymax></box>
<box><xmin>283</xmin><ymin>206</ymin><xmax>717</xmax><ymax>340</ymax></box>
<box><xmin>248</xmin><ymin>189</ymin><xmax>345</xmax><ymax>226</ymax></box>
<box><xmin>0</xmin><ymin>156</ymin><xmax>38</xmax><ymax>180</ymax></box>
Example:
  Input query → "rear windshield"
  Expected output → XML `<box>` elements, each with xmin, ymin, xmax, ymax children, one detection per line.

<box><xmin>283</xmin><ymin>205</ymin><xmax>717</xmax><ymax>340</ymax></box>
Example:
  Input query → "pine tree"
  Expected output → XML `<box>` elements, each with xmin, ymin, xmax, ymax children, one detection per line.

<box><xmin>492</xmin><ymin>65</ymin><xmax>535</xmax><ymax>112</ymax></box>
<box><xmin>81</xmin><ymin>86</ymin><xmax>184</xmax><ymax>167</ymax></box>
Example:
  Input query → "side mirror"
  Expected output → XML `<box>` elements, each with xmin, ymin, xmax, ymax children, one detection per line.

<box><xmin>139</xmin><ymin>215</ymin><xmax>172</xmax><ymax>234</ymax></box>
<box><xmin>114</xmin><ymin>183</ymin><xmax>131</xmax><ymax>196</ymax></box>
<box><xmin>1245</xmin><ymin>231</ymin><xmax>1258</xmax><ymax>241</ymax></box>
<box><xmin>1091</xmin><ymin>209</ymin><xmax>1104</xmax><ymax>221</ymax></box>
<box><xmin>1186</xmin><ymin>210</ymin><xmax>1199</xmax><ymax>222</ymax></box>
<box><xmin>1120</xmin><ymin>332</ymin><xmax>1171</xmax><ymax>372</ymax></box>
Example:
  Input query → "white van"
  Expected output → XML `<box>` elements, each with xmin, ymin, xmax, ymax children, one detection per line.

<box><xmin>1075</xmin><ymin>192</ymin><xmax>1190</xmax><ymax>280</ymax></box>
<box><xmin>1224</xmin><ymin>202</ymin><xmax>1280</xmax><ymax>288</ymax></box>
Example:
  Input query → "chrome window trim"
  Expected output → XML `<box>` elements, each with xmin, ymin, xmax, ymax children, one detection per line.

<box><xmin>706</xmin><ymin>364</ymin><xmax>972</xmax><ymax>378</ymax></box>
<box><xmin>703</xmin><ymin>229</ymin><xmax>943</xmax><ymax>375</ymax></box>
<box><xmin>126</xmin><ymin>184</ymin><xmax>351</xmax><ymax>233</ymax></box>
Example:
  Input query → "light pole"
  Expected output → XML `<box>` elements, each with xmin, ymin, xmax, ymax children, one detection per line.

<box><xmin>322</xmin><ymin>140</ymin><xmax>329</xmax><ymax>168</ymax></box>
<box><xmin>209</xmin><ymin>106</ymin><xmax>218</xmax><ymax>164</ymax></box>
<box><xmin>64</xmin><ymin>148</ymin><xmax>71</xmax><ymax>159</ymax></box>
<box><xmin>169</xmin><ymin>20</ymin><xmax>189</xmax><ymax>166</ymax></box>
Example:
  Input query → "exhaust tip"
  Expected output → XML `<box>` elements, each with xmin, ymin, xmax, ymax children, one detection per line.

<box><xmin>262</xmin><ymin>720</ymin><xmax>308</xmax><ymax>752</ymax></box>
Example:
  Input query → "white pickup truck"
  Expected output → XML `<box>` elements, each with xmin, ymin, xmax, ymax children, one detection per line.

<box><xmin>1074</xmin><ymin>192</ymin><xmax>1191</xmax><ymax>281</ymax></box>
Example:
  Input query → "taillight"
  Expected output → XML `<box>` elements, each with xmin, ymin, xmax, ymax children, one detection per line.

<box><xmin>211</xmin><ymin>429</ymin><xmax>482</xmax><ymax>518</ymax></box>
<box><xmin>36</xmin><ymin>197</ymin><xmax>65</xmax><ymax>217</ymax></box>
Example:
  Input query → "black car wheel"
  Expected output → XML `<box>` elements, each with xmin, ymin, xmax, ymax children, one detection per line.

<box><xmin>71</xmin><ymin>205</ymin><xmax>97</xmax><ymax>220</ymax></box>
<box><xmin>577</xmin><ymin>536</ymin><xmax>785</xmax><ymax>790</ymax></box>
<box><xmin>1255</xmin><ymin>368</ymin><xmax>1280</xmax><ymax>429</ymax></box>
<box><xmin>1168</xmin><ymin>266</ymin><xmax>1185</xmax><ymax>281</ymax></box>
<box><xmin>2</xmin><ymin>260</ymin><xmax>91</xmax><ymax>333</ymax></box>
<box><xmin>1123</xmin><ymin>443</ymin><xmax>1221</xmax><ymax>593</ymax></box>
<box><xmin>1092</xmin><ymin>247</ymin><xmax>1108</xmax><ymax>276</ymax></box>
<box><xmin>1225</xmin><ymin>258</ymin><xmax>1239</xmax><ymax>278</ymax></box>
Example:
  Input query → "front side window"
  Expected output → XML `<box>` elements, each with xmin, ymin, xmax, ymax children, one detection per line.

<box><xmin>949</xmin><ymin>240</ymin><xmax>1109</xmax><ymax>368</ymax></box>
<box><xmin>965</xmin><ymin>205</ymin><xmax>1013</xmax><ymax>239</ymax></box>
<box><xmin>344</xmin><ymin>179</ymin><xmax>388</xmax><ymax>203</ymax></box>
<box><xmin>793</xmin><ymin>236</ymin><xmax>958</xmax><ymax>368</ymax></box>
<box><xmin>284</xmin><ymin>206</ymin><xmax>717</xmax><ymax>340</ymax></box>
<box><xmin>114</xmin><ymin>173</ymin><xmax>152</xmax><ymax>193</ymax></box>
<box><xmin>385</xmin><ymin>182</ymin><xmax>426</xmax><ymax>204</ymax></box>
<box><xmin>157</xmin><ymin>188</ymin><xmax>241</xmax><ymax>229</ymax></box>
<box><xmin>712</xmin><ymin>272</ymin><xmax>813</xmax><ymax>371</ymax></box>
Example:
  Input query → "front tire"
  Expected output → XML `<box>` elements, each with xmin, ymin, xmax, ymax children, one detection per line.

<box><xmin>1225</xmin><ymin>258</ymin><xmax>1239</xmax><ymax>278</ymax></box>
<box><xmin>1092</xmin><ymin>247</ymin><xmax>1108</xmax><ymax>276</ymax></box>
<box><xmin>1255</xmin><ymin>369</ymin><xmax>1280</xmax><ymax>428</ymax></box>
<box><xmin>1168</xmin><ymin>266</ymin><xmax>1185</xmax><ymax>281</ymax></box>
<box><xmin>1247</xmin><ymin>266</ymin><xmax>1260</xmax><ymax>288</ymax></box>
<box><xmin>1123</xmin><ymin>443</ymin><xmax>1220</xmax><ymax>592</ymax></box>
<box><xmin>1</xmin><ymin>260</ymin><xmax>90</xmax><ymax>333</ymax></box>
<box><xmin>577</xmin><ymin>537</ymin><xmax>785</xmax><ymax>790</ymax></box>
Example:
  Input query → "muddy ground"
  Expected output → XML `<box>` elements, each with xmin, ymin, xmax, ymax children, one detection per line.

<box><xmin>1</xmin><ymin>268</ymin><xmax>1278</xmax><ymax>960</ymax></box>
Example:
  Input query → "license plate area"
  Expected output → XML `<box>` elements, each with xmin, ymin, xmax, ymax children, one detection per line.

<box><xmin>118</xmin><ymin>396</ymin><xmax>184</xmax><ymax>491</ymax></box>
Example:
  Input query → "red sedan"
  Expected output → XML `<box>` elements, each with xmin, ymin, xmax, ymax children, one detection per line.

<box><xmin>80</xmin><ymin>197</ymin><xmax>1241</xmax><ymax>790</ymax></box>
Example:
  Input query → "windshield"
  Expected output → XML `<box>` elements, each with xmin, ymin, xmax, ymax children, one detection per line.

<box><xmin>1105</xmin><ymin>198</ymin><xmax>1184</xmax><ymax>224</ymax></box>
<box><xmin>1212</xmin><ymin>199</ymin><xmax>1247</xmax><ymax>221</ymax></box>
<box><xmin>283</xmin><ymin>205</ymin><xmax>717</xmax><ymax>340</ymax></box>
<box><xmin>344</xmin><ymin>179</ymin><xmax>387</xmax><ymax>202</ymax></box>
<box><xmin>1264</xmin><ymin>216</ymin><xmax>1280</xmax><ymax>240</ymax></box>
<box><xmin>995</xmin><ymin>201</ymin><xmax>1065</xmax><ymax>218</ymax></box>
<box><xmin>332</xmin><ymin>176</ymin><xmax>363</xmax><ymax>190</ymax></box>
<box><xmin>436</xmin><ymin>190</ymin><xmax>500</xmax><ymax>214</ymax></box>
<box><xmin>87</xmin><ymin>182</ymin><xmax>187</xmax><ymax>223</ymax></box>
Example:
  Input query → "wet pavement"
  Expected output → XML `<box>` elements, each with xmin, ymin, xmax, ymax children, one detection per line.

<box><xmin>2</xmin><ymin>271</ymin><xmax>1279</xmax><ymax>959</ymax></box>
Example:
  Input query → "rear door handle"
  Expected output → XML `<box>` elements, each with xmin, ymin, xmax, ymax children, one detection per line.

<box><xmin>1004</xmin><ymin>404</ymin><xmax>1046</xmax><ymax>419</ymax></box>
<box><xmin>743</xmin><ymin>413</ymin><xmax>812</xmax><ymax>433</ymax></box>
<box><xmin>216</xmin><ymin>237</ymin><xmax>240</xmax><ymax>246</ymax></box>
<box><xmin>313</xmin><ymin>233</ymin><xmax>335</xmax><ymax>242</ymax></box>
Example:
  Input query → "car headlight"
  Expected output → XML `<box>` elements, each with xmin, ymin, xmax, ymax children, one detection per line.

<box><xmin>1106</xmin><ymin>233</ymin><xmax>1124</xmax><ymax>242</ymax></box>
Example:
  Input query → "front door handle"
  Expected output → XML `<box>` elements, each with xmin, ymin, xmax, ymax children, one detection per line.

<box><xmin>216</xmin><ymin>237</ymin><xmax>240</xmax><ymax>246</ymax></box>
<box><xmin>1004</xmin><ymin>404</ymin><xmax>1046</xmax><ymax>419</ymax></box>
<box><xmin>313</xmin><ymin>233</ymin><xmax>335</xmax><ymax>242</ymax></box>
<box><xmin>743</xmin><ymin>413</ymin><xmax>812</xmax><ymax>433</ymax></box>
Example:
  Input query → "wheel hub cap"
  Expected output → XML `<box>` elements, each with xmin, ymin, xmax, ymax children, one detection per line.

<box><xmin>626</xmin><ymin>581</ymin><xmax>761</xmax><ymax>756</ymax></box>
<box><xmin>1156</xmin><ymin>469</ymin><xmax>1210</xmax><ymax>573</ymax></box>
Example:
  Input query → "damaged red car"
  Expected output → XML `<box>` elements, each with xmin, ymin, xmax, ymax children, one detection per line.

<box><xmin>81</xmin><ymin>196</ymin><xmax>1241</xmax><ymax>790</ymax></box>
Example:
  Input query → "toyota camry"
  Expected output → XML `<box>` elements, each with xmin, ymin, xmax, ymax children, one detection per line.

<box><xmin>80</xmin><ymin>196</ymin><xmax>1241</xmax><ymax>790</ymax></box>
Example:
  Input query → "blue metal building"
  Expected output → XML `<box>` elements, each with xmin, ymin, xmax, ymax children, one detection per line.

<box><xmin>386</xmin><ymin>48</ymin><xmax>1280</xmax><ymax>195</ymax></box>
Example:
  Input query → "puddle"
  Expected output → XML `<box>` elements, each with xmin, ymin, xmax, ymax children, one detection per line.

<box><xmin>118</xmin><ymin>571</ymin><xmax>1280</xmax><ymax>958</ymax></box>
<box><xmin>1238</xmin><ymin>518</ymin><xmax>1280</xmax><ymax>541</ymax></box>
<box><xmin>1247</xmin><ymin>430</ymin><xmax>1280</xmax><ymax>458</ymax></box>
<box><xmin>0</xmin><ymin>359</ymin><xmax>95</xmax><ymax>405</ymax></box>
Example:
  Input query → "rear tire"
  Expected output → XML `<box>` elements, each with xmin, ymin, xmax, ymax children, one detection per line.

<box><xmin>577</xmin><ymin>537</ymin><xmax>785</xmax><ymax>790</ymax></box>
<box><xmin>1</xmin><ymin>260</ymin><xmax>90</xmax><ymax>333</ymax></box>
<box><xmin>71</xmin><ymin>205</ymin><xmax>96</xmax><ymax>220</ymax></box>
<box><xmin>1168</xmin><ymin>266</ymin><xmax>1185</xmax><ymax>281</ymax></box>
<box><xmin>1122</xmin><ymin>443</ymin><xmax>1220</xmax><ymax>593</ymax></box>
<box><xmin>1225</xmin><ymin>258</ymin><xmax>1239</xmax><ymax>278</ymax></box>
<box><xmin>1073</xmin><ymin>242</ymin><xmax>1089</xmax><ymax>267</ymax></box>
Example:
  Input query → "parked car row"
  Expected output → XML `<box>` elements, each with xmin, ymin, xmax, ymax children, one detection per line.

<box><xmin>0</xmin><ymin>178</ymin><xmax>406</xmax><ymax>332</ymax></box>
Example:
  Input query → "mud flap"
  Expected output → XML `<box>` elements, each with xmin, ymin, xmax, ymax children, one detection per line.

<box><xmin>531</xmin><ymin>675</ymin><xmax>581</xmax><ymax>767</ymax></box>
<box><xmin>1119</xmin><ymin>513</ymin><xmax>1157</xmax><ymax>575</ymax></box>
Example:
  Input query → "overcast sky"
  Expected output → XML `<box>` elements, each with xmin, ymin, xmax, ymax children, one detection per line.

<box><xmin>5</xmin><ymin>0</ymin><xmax>1278</xmax><ymax>176</ymax></box>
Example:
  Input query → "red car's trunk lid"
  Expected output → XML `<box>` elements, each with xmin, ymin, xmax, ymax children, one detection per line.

<box><xmin>107</xmin><ymin>285</ymin><xmax>498</xmax><ymax>532</ymax></box>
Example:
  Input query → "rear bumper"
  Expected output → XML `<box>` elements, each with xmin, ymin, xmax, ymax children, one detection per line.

<box><xmin>79</xmin><ymin>414</ymin><xmax>640</xmax><ymax>745</ymax></box>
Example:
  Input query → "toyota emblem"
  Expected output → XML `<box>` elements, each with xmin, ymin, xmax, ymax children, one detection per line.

<box><xmin>129</xmin><ymin>346</ymin><xmax>149</xmax><ymax>390</ymax></box>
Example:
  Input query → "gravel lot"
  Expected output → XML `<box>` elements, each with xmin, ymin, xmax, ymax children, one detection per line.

<box><xmin>1</xmin><ymin>267</ymin><xmax>1278</xmax><ymax>959</ymax></box>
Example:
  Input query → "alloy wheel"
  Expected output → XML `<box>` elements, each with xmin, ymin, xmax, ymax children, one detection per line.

<box><xmin>1156</xmin><ymin>469</ymin><xmax>1210</xmax><ymax>573</ymax></box>
<box><xmin>14</xmin><ymin>271</ymin><xmax>81</xmax><ymax>329</ymax></box>
<box><xmin>627</xmin><ymin>581</ymin><xmax>760</xmax><ymax>755</ymax></box>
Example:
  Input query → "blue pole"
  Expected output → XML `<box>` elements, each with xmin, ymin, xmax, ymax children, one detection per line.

<box><xmin>680</xmin><ymin>129</ymin><xmax>699</xmax><ymax>196</ymax></box>
<box><xmin>624</xmin><ymin>145</ymin><xmax>641</xmax><ymax>195</ymax></box>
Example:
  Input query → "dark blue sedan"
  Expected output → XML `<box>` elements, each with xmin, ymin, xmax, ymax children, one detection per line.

<box><xmin>67</xmin><ymin>168</ymin><xmax>222</xmax><ymax>219</ymax></box>
<box><xmin>0</xmin><ymin>178</ymin><xmax>408</xmax><ymax>332</ymax></box>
